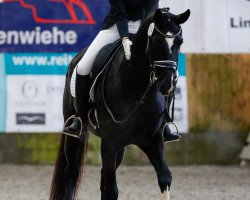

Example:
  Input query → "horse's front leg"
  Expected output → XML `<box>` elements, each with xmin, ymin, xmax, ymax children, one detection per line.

<box><xmin>139</xmin><ymin>133</ymin><xmax>172</xmax><ymax>194</ymax></box>
<box><xmin>100</xmin><ymin>140</ymin><xmax>118</xmax><ymax>200</ymax></box>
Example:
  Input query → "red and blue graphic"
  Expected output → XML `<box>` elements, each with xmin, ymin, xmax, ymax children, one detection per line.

<box><xmin>0</xmin><ymin>0</ymin><xmax>110</xmax><ymax>52</ymax></box>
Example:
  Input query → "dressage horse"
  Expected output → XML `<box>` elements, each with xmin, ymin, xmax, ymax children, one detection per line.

<box><xmin>50</xmin><ymin>8</ymin><xmax>190</xmax><ymax>200</ymax></box>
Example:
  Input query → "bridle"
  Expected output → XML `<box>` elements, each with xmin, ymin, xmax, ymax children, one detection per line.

<box><xmin>102</xmin><ymin>23</ymin><xmax>181</xmax><ymax>124</ymax></box>
<box><xmin>146</xmin><ymin>25</ymin><xmax>182</xmax><ymax>122</ymax></box>
<box><xmin>155</xmin><ymin>26</ymin><xmax>182</xmax><ymax>38</ymax></box>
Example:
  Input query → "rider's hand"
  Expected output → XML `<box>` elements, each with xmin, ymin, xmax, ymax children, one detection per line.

<box><xmin>122</xmin><ymin>37</ymin><xmax>133</xmax><ymax>60</ymax></box>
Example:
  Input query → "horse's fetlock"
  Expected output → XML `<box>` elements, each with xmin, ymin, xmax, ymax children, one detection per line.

<box><xmin>158</xmin><ymin>171</ymin><xmax>172</xmax><ymax>192</ymax></box>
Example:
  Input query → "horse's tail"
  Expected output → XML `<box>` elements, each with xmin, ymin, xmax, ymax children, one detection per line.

<box><xmin>49</xmin><ymin>133</ymin><xmax>89</xmax><ymax>200</ymax></box>
<box><xmin>50</xmin><ymin>49</ymin><xmax>89</xmax><ymax>200</ymax></box>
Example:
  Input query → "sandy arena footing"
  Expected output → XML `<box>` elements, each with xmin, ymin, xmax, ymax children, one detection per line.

<box><xmin>0</xmin><ymin>165</ymin><xmax>249</xmax><ymax>200</ymax></box>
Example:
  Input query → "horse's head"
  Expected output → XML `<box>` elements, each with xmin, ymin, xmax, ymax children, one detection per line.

<box><xmin>149</xmin><ymin>8</ymin><xmax>190</xmax><ymax>96</ymax></box>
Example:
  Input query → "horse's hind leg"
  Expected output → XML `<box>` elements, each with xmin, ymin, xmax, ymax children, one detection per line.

<box><xmin>100</xmin><ymin>141</ymin><xmax>119</xmax><ymax>200</ymax></box>
<box><xmin>139</xmin><ymin>133</ymin><xmax>172</xmax><ymax>193</ymax></box>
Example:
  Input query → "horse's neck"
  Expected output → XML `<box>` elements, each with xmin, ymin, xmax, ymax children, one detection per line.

<box><xmin>125</xmin><ymin>22</ymin><xmax>153</xmax><ymax>90</ymax></box>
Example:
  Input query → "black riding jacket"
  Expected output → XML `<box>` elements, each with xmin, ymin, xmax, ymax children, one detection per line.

<box><xmin>101</xmin><ymin>0</ymin><xmax>159</xmax><ymax>38</ymax></box>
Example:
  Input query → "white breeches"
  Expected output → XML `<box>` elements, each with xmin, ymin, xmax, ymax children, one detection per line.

<box><xmin>76</xmin><ymin>20</ymin><xmax>141</xmax><ymax>75</ymax></box>
<box><xmin>70</xmin><ymin>20</ymin><xmax>140</xmax><ymax>97</ymax></box>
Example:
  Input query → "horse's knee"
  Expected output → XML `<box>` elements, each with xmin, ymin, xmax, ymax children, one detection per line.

<box><xmin>158</xmin><ymin>170</ymin><xmax>172</xmax><ymax>193</ymax></box>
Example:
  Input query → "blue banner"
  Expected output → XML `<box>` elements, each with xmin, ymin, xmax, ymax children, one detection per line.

<box><xmin>5</xmin><ymin>53</ymin><xmax>76</xmax><ymax>75</ymax></box>
<box><xmin>0</xmin><ymin>0</ymin><xmax>110</xmax><ymax>52</ymax></box>
<box><xmin>178</xmin><ymin>54</ymin><xmax>186</xmax><ymax>76</ymax></box>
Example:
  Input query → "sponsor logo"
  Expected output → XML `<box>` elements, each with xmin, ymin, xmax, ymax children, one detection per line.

<box><xmin>0</xmin><ymin>0</ymin><xmax>108</xmax><ymax>52</ymax></box>
<box><xmin>231</xmin><ymin>17</ymin><xmax>250</xmax><ymax>28</ymax></box>
<box><xmin>46</xmin><ymin>85</ymin><xmax>64</xmax><ymax>94</ymax></box>
<box><xmin>0</xmin><ymin>27</ymin><xmax>77</xmax><ymax>46</ymax></box>
<box><xmin>21</xmin><ymin>80</ymin><xmax>38</xmax><ymax>99</ymax></box>
<box><xmin>16</xmin><ymin>113</ymin><xmax>46</xmax><ymax>125</ymax></box>
<box><xmin>230</xmin><ymin>1</ymin><xmax>250</xmax><ymax>28</ymax></box>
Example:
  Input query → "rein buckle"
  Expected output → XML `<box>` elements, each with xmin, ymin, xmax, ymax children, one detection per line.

<box><xmin>150</xmin><ymin>71</ymin><xmax>158</xmax><ymax>83</ymax></box>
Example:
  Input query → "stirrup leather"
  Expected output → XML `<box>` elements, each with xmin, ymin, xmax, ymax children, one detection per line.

<box><xmin>62</xmin><ymin>115</ymin><xmax>83</xmax><ymax>138</ymax></box>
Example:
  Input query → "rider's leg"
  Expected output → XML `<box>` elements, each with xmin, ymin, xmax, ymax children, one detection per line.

<box><xmin>63</xmin><ymin>26</ymin><xmax>121</xmax><ymax>137</ymax></box>
<box><xmin>63</xmin><ymin>71</ymin><xmax>90</xmax><ymax>137</ymax></box>
<box><xmin>163</xmin><ymin>96</ymin><xmax>181</xmax><ymax>143</ymax></box>
<box><xmin>63</xmin><ymin>21</ymin><xmax>141</xmax><ymax>138</ymax></box>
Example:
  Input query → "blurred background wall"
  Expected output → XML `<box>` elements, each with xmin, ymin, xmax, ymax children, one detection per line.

<box><xmin>0</xmin><ymin>0</ymin><xmax>249</xmax><ymax>165</ymax></box>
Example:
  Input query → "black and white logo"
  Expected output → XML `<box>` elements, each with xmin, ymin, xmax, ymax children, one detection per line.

<box><xmin>21</xmin><ymin>81</ymin><xmax>38</xmax><ymax>99</ymax></box>
<box><xmin>16</xmin><ymin>113</ymin><xmax>45</xmax><ymax>125</ymax></box>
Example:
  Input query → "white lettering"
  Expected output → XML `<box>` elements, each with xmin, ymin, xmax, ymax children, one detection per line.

<box><xmin>41</xmin><ymin>30</ymin><xmax>53</xmax><ymax>45</ymax></box>
<box><xmin>19</xmin><ymin>31</ymin><xmax>36</xmax><ymax>44</ymax></box>
<box><xmin>65</xmin><ymin>31</ymin><xmax>77</xmax><ymax>45</ymax></box>
<box><xmin>0</xmin><ymin>26</ymin><xmax>77</xmax><ymax>45</ymax></box>
<box><xmin>7</xmin><ymin>31</ymin><xmax>19</xmax><ymax>44</ymax></box>
<box><xmin>0</xmin><ymin>31</ymin><xmax>6</xmax><ymax>45</ymax></box>
<box><xmin>52</xmin><ymin>27</ymin><xmax>64</xmax><ymax>44</ymax></box>
<box><xmin>35</xmin><ymin>27</ymin><xmax>41</xmax><ymax>44</ymax></box>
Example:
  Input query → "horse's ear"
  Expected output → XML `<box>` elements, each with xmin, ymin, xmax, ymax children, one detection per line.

<box><xmin>154</xmin><ymin>9</ymin><xmax>163</xmax><ymax>24</ymax></box>
<box><xmin>174</xmin><ymin>9</ymin><xmax>190</xmax><ymax>24</ymax></box>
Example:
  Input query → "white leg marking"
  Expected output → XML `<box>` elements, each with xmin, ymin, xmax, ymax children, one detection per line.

<box><xmin>162</xmin><ymin>186</ymin><xmax>170</xmax><ymax>200</ymax></box>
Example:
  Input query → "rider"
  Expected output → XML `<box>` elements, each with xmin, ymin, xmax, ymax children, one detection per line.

<box><xmin>63</xmin><ymin>0</ymin><xmax>181</xmax><ymax>143</ymax></box>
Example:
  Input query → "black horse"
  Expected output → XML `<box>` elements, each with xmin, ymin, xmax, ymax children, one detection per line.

<box><xmin>50</xmin><ymin>8</ymin><xmax>190</xmax><ymax>200</ymax></box>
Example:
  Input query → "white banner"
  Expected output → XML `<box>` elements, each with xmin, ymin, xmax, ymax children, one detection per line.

<box><xmin>6</xmin><ymin>75</ymin><xmax>65</xmax><ymax>132</ymax></box>
<box><xmin>174</xmin><ymin>77</ymin><xmax>189</xmax><ymax>133</ymax></box>
<box><xmin>160</xmin><ymin>0</ymin><xmax>250</xmax><ymax>53</ymax></box>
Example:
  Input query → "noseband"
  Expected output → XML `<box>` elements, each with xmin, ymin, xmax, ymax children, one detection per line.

<box><xmin>155</xmin><ymin>26</ymin><xmax>182</xmax><ymax>38</ymax></box>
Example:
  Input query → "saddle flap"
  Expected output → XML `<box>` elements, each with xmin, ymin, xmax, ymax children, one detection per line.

<box><xmin>91</xmin><ymin>39</ymin><xmax>122</xmax><ymax>78</ymax></box>
<box><xmin>89</xmin><ymin>39</ymin><xmax>122</xmax><ymax>102</ymax></box>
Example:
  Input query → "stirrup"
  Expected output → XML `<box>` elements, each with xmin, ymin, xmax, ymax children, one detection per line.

<box><xmin>162</xmin><ymin>121</ymin><xmax>180</xmax><ymax>143</ymax></box>
<box><xmin>62</xmin><ymin>115</ymin><xmax>83</xmax><ymax>138</ymax></box>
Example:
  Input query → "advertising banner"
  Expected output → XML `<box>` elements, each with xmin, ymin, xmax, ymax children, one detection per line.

<box><xmin>0</xmin><ymin>0</ymin><xmax>189</xmax><ymax>133</ymax></box>
<box><xmin>4</xmin><ymin>53</ymin><xmax>75</xmax><ymax>132</ymax></box>
<box><xmin>174</xmin><ymin>54</ymin><xmax>189</xmax><ymax>133</ymax></box>
<box><xmin>0</xmin><ymin>0</ymin><xmax>109</xmax><ymax>52</ymax></box>
<box><xmin>161</xmin><ymin>0</ymin><xmax>250</xmax><ymax>53</ymax></box>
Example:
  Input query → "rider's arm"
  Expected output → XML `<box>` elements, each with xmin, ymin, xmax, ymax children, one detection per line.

<box><xmin>109</xmin><ymin>0</ymin><xmax>129</xmax><ymax>38</ymax></box>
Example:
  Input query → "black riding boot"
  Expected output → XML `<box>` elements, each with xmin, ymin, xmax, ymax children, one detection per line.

<box><xmin>163</xmin><ymin>123</ymin><xmax>181</xmax><ymax>143</ymax></box>
<box><xmin>63</xmin><ymin>73</ymin><xmax>90</xmax><ymax>138</ymax></box>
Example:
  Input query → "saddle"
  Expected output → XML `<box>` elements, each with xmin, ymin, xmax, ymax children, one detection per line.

<box><xmin>87</xmin><ymin>39</ymin><xmax>123</xmax><ymax>135</ymax></box>
<box><xmin>89</xmin><ymin>39</ymin><xmax>122</xmax><ymax>102</ymax></box>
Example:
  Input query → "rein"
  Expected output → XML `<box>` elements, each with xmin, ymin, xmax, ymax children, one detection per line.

<box><xmin>102</xmin><ymin>25</ymin><xmax>180</xmax><ymax>124</ymax></box>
